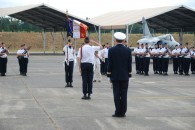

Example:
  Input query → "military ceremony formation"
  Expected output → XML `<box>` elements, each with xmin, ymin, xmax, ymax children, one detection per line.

<box><xmin>1</xmin><ymin>1</ymin><xmax>195</xmax><ymax>129</ymax></box>
<box><xmin>133</xmin><ymin>42</ymin><xmax>195</xmax><ymax>76</ymax></box>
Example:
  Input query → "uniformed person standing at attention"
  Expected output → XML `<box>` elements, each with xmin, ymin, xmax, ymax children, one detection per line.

<box><xmin>63</xmin><ymin>39</ymin><xmax>75</xmax><ymax>87</ymax></box>
<box><xmin>158</xmin><ymin>43</ymin><xmax>164</xmax><ymax>75</ymax></box>
<box><xmin>162</xmin><ymin>43</ymin><xmax>170</xmax><ymax>76</ymax></box>
<box><xmin>143</xmin><ymin>43</ymin><xmax>150</xmax><ymax>76</ymax></box>
<box><xmin>181</xmin><ymin>42</ymin><xmax>191</xmax><ymax>76</ymax></box>
<box><xmin>17</xmin><ymin>44</ymin><xmax>30</xmax><ymax>76</ymax></box>
<box><xmin>77</xmin><ymin>37</ymin><xmax>102</xmax><ymax>100</ymax></box>
<box><xmin>133</xmin><ymin>43</ymin><xmax>140</xmax><ymax>74</ymax></box>
<box><xmin>107</xmin><ymin>32</ymin><xmax>132</xmax><ymax>117</ymax></box>
<box><xmin>139</xmin><ymin>44</ymin><xmax>145</xmax><ymax>75</ymax></box>
<box><xmin>150</xmin><ymin>44</ymin><xmax>159</xmax><ymax>74</ymax></box>
<box><xmin>171</xmin><ymin>45</ymin><xmax>180</xmax><ymax>74</ymax></box>
<box><xmin>178</xmin><ymin>44</ymin><xmax>184</xmax><ymax>75</ymax></box>
<box><xmin>191</xmin><ymin>47</ymin><xmax>195</xmax><ymax>74</ymax></box>
<box><xmin>0</xmin><ymin>42</ymin><xmax>9</xmax><ymax>76</ymax></box>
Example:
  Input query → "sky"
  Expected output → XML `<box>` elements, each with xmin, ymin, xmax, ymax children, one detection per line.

<box><xmin>0</xmin><ymin>0</ymin><xmax>195</xmax><ymax>19</ymax></box>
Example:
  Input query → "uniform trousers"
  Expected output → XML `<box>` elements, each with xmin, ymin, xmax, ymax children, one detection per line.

<box><xmin>158</xmin><ymin>57</ymin><xmax>163</xmax><ymax>73</ymax></box>
<box><xmin>112</xmin><ymin>80</ymin><xmax>129</xmax><ymax>116</ymax></box>
<box><xmin>81</xmin><ymin>63</ymin><xmax>94</xmax><ymax>95</ymax></box>
<box><xmin>173</xmin><ymin>58</ymin><xmax>179</xmax><ymax>72</ymax></box>
<box><xmin>65</xmin><ymin>61</ymin><xmax>74</xmax><ymax>83</ymax></box>
<box><xmin>162</xmin><ymin>58</ymin><xmax>169</xmax><ymax>73</ymax></box>
<box><xmin>183</xmin><ymin>58</ymin><xmax>191</xmax><ymax>74</ymax></box>
<box><xmin>178</xmin><ymin>57</ymin><xmax>184</xmax><ymax>74</ymax></box>
<box><xmin>153</xmin><ymin>57</ymin><xmax>158</xmax><ymax>72</ymax></box>
<box><xmin>18</xmin><ymin>57</ymin><xmax>28</xmax><ymax>74</ymax></box>
<box><xmin>144</xmin><ymin>57</ymin><xmax>150</xmax><ymax>74</ymax></box>
<box><xmin>104</xmin><ymin>58</ymin><xmax>108</xmax><ymax>75</ymax></box>
<box><xmin>93</xmin><ymin>64</ymin><xmax>102</xmax><ymax>81</ymax></box>
<box><xmin>135</xmin><ymin>56</ymin><xmax>140</xmax><ymax>72</ymax></box>
<box><xmin>0</xmin><ymin>57</ymin><xmax>7</xmax><ymax>75</ymax></box>
<box><xmin>139</xmin><ymin>57</ymin><xmax>144</xmax><ymax>73</ymax></box>
<box><xmin>100</xmin><ymin>60</ymin><xmax>105</xmax><ymax>74</ymax></box>
<box><xmin>191</xmin><ymin>58</ymin><xmax>195</xmax><ymax>72</ymax></box>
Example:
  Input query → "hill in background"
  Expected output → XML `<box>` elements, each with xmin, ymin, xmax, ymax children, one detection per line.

<box><xmin>0</xmin><ymin>32</ymin><xmax>194</xmax><ymax>52</ymax></box>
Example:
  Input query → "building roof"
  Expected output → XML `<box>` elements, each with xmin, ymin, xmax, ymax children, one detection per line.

<box><xmin>0</xmin><ymin>4</ymin><xmax>99</xmax><ymax>31</ymax></box>
<box><xmin>89</xmin><ymin>5</ymin><xmax>195</xmax><ymax>32</ymax></box>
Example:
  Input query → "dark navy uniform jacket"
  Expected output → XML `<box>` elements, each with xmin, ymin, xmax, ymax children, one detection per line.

<box><xmin>107</xmin><ymin>44</ymin><xmax>132</xmax><ymax>80</ymax></box>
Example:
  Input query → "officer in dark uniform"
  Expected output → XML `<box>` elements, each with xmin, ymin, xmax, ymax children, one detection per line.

<box><xmin>107</xmin><ymin>32</ymin><xmax>132</xmax><ymax>117</ymax></box>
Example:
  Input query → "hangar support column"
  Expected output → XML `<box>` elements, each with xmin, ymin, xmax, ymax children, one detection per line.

<box><xmin>51</xmin><ymin>30</ymin><xmax>56</xmax><ymax>54</ymax></box>
<box><xmin>42</xmin><ymin>29</ymin><xmax>46</xmax><ymax>54</ymax></box>
<box><xmin>126</xmin><ymin>24</ymin><xmax>129</xmax><ymax>47</ymax></box>
<box><xmin>179</xmin><ymin>29</ymin><xmax>183</xmax><ymax>44</ymax></box>
<box><xmin>98</xmin><ymin>26</ymin><xmax>101</xmax><ymax>44</ymax></box>
<box><xmin>111</xmin><ymin>29</ymin><xmax>114</xmax><ymax>47</ymax></box>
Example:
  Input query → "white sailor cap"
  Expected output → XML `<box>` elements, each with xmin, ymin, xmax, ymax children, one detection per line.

<box><xmin>114</xmin><ymin>32</ymin><xmax>126</xmax><ymax>40</ymax></box>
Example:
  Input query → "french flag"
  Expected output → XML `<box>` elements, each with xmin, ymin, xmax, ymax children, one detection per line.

<box><xmin>67</xmin><ymin>18</ymin><xmax>88</xmax><ymax>39</ymax></box>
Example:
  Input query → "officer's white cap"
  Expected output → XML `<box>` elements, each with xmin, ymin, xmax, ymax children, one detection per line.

<box><xmin>114</xmin><ymin>32</ymin><xmax>126</xmax><ymax>40</ymax></box>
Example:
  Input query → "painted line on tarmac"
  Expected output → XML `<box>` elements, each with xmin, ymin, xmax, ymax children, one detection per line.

<box><xmin>129</xmin><ymin>96</ymin><xmax>195</xmax><ymax>99</ymax></box>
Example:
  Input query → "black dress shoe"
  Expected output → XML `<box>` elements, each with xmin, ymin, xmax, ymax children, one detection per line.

<box><xmin>69</xmin><ymin>83</ymin><xmax>73</xmax><ymax>87</ymax></box>
<box><xmin>22</xmin><ymin>73</ymin><xmax>27</xmax><ymax>76</ymax></box>
<box><xmin>112</xmin><ymin>114</ymin><xmax>121</xmax><ymax>117</ymax></box>
<box><xmin>65</xmin><ymin>83</ymin><xmax>69</xmax><ymax>87</ymax></box>
<box><xmin>1</xmin><ymin>73</ymin><xmax>6</xmax><ymax>76</ymax></box>
<box><xmin>120</xmin><ymin>114</ymin><xmax>126</xmax><ymax>117</ymax></box>
<box><xmin>81</xmin><ymin>95</ymin><xmax>88</xmax><ymax>100</ymax></box>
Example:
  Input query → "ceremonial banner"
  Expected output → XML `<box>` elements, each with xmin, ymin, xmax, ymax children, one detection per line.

<box><xmin>73</xmin><ymin>20</ymin><xmax>88</xmax><ymax>39</ymax></box>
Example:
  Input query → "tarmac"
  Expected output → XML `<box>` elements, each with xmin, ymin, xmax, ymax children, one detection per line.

<box><xmin>0</xmin><ymin>55</ymin><xmax>195</xmax><ymax>130</ymax></box>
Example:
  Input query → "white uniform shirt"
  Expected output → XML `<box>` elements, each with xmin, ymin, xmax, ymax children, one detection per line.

<box><xmin>181</xmin><ymin>47</ymin><xmax>191</xmax><ymax>58</ymax></box>
<box><xmin>151</xmin><ymin>48</ymin><xmax>159</xmax><ymax>57</ymax></box>
<box><xmin>102</xmin><ymin>48</ymin><xmax>109</xmax><ymax>58</ymax></box>
<box><xmin>172</xmin><ymin>49</ymin><xmax>180</xmax><ymax>58</ymax></box>
<box><xmin>63</xmin><ymin>45</ymin><xmax>75</xmax><ymax>61</ymax></box>
<box><xmin>177</xmin><ymin>48</ymin><xmax>183</xmax><ymax>57</ymax></box>
<box><xmin>143</xmin><ymin>48</ymin><xmax>150</xmax><ymax>57</ymax></box>
<box><xmin>94</xmin><ymin>52</ymin><xmax>101</xmax><ymax>65</ymax></box>
<box><xmin>0</xmin><ymin>47</ymin><xmax>7</xmax><ymax>58</ymax></box>
<box><xmin>17</xmin><ymin>49</ymin><xmax>29</xmax><ymax>58</ymax></box>
<box><xmin>162</xmin><ymin>47</ymin><xmax>169</xmax><ymax>58</ymax></box>
<box><xmin>158</xmin><ymin>48</ymin><xmax>164</xmax><ymax>58</ymax></box>
<box><xmin>77</xmin><ymin>44</ymin><xmax>101</xmax><ymax>64</ymax></box>
<box><xmin>133</xmin><ymin>47</ymin><xmax>140</xmax><ymax>56</ymax></box>
<box><xmin>191</xmin><ymin>50</ymin><xmax>195</xmax><ymax>58</ymax></box>
<box><xmin>139</xmin><ymin>47</ymin><xmax>145</xmax><ymax>57</ymax></box>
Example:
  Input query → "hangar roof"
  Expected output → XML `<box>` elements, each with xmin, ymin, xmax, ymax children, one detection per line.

<box><xmin>0</xmin><ymin>4</ymin><xmax>99</xmax><ymax>31</ymax></box>
<box><xmin>89</xmin><ymin>5</ymin><xmax>195</xmax><ymax>32</ymax></box>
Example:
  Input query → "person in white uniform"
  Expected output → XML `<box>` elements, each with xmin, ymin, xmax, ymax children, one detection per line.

<box><xmin>0</xmin><ymin>42</ymin><xmax>9</xmax><ymax>76</ymax></box>
<box><xmin>63</xmin><ymin>39</ymin><xmax>75</xmax><ymax>87</ymax></box>
<box><xmin>77</xmin><ymin>37</ymin><xmax>102</xmax><ymax>100</ymax></box>
<box><xmin>93</xmin><ymin>51</ymin><xmax>102</xmax><ymax>82</ymax></box>
<box><xmin>17</xmin><ymin>44</ymin><xmax>29</xmax><ymax>76</ymax></box>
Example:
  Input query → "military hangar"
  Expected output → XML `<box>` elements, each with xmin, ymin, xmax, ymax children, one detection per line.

<box><xmin>89</xmin><ymin>5</ymin><xmax>195</xmax><ymax>46</ymax></box>
<box><xmin>0</xmin><ymin>4</ymin><xmax>99</xmax><ymax>53</ymax></box>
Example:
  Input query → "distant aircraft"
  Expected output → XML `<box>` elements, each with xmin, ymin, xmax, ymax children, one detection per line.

<box><xmin>137</xmin><ymin>17</ymin><xmax>180</xmax><ymax>49</ymax></box>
